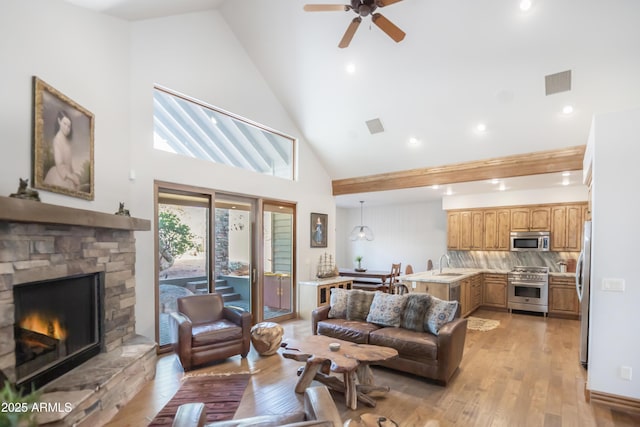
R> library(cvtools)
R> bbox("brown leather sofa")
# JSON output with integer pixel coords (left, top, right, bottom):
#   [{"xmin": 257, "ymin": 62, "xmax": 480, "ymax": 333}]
[
  {"xmin": 312, "ymin": 302, "xmax": 467, "ymax": 385},
  {"xmin": 169, "ymin": 293, "xmax": 251, "ymax": 371},
  {"xmin": 171, "ymin": 385, "xmax": 342, "ymax": 427}
]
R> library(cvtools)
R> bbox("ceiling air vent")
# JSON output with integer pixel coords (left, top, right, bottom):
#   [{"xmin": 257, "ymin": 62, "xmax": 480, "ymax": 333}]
[
  {"xmin": 545, "ymin": 70, "xmax": 572, "ymax": 96},
  {"xmin": 365, "ymin": 118, "xmax": 385, "ymax": 134}
]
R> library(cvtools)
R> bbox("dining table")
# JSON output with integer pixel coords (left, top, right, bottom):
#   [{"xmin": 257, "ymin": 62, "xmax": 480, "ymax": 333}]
[{"xmin": 338, "ymin": 268, "xmax": 390, "ymax": 281}]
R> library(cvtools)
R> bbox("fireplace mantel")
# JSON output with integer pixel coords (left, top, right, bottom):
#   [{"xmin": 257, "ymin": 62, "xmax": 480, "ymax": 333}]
[{"xmin": 0, "ymin": 196, "xmax": 150, "ymax": 231}]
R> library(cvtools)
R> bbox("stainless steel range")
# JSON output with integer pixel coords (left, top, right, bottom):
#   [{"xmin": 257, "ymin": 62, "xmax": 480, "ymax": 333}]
[{"xmin": 508, "ymin": 266, "xmax": 549, "ymax": 316}]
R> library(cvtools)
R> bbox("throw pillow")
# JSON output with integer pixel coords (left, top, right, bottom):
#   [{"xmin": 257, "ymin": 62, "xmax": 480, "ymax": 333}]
[
  {"xmin": 328, "ymin": 288, "xmax": 348, "ymax": 319},
  {"xmin": 366, "ymin": 292, "xmax": 408, "ymax": 327},
  {"xmin": 400, "ymin": 293, "xmax": 432, "ymax": 332},
  {"xmin": 424, "ymin": 296, "xmax": 458, "ymax": 335},
  {"xmin": 346, "ymin": 289, "xmax": 376, "ymax": 321}
]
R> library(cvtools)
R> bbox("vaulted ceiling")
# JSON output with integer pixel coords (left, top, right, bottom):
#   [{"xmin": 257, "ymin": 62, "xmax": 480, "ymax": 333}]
[{"xmin": 65, "ymin": 0, "xmax": 640, "ymax": 206}]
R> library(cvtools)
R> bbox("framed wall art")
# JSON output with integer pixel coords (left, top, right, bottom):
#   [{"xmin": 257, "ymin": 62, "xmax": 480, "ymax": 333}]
[
  {"xmin": 310, "ymin": 212, "xmax": 328, "ymax": 248},
  {"xmin": 32, "ymin": 77, "xmax": 95, "ymax": 200}
]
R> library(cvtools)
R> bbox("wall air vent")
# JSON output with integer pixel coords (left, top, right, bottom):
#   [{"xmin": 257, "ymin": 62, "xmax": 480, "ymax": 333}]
[
  {"xmin": 545, "ymin": 70, "xmax": 572, "ymax": 95},
  {"xmin": 365, "ymin": 118, "xmax": 385, "ymax": 134}
]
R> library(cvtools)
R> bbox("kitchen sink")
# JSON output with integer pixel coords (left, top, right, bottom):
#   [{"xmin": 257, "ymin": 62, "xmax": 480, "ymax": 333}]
[{"xmin": 433, "ymin": 272, "xmax": 465, "ymax": 277}]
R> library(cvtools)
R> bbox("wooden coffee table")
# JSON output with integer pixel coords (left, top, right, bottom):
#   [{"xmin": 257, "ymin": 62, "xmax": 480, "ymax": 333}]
[{"xmin": 282, "ymin": 335, "xmax": 398, "ymax": 410}]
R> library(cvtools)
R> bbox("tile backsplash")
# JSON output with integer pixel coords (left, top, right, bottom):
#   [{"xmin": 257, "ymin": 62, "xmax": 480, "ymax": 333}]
[{"xmin": 448, "ymin": 250, "xmax": 580, "ymax": 272}]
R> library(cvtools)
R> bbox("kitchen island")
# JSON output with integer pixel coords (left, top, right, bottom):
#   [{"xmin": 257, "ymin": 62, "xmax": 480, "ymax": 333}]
[{"xmin": 399, "ymin": 268, "xmax": 509, "ymax": 317}]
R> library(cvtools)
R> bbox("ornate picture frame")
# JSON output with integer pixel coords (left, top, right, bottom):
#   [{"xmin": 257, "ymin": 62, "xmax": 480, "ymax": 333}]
[
  {"xmin": 33, "ymin": 77, "xmax": 94, "ymax": 200},
  {"xmin": 310, "ymin": 212, "xmax": 328, "ymax": 248}
]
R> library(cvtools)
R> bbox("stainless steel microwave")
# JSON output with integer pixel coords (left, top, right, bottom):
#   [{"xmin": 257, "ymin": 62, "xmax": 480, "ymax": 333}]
[{"xmin": 510, "ymin": 231, "xmax": 550, "ymax": 251}]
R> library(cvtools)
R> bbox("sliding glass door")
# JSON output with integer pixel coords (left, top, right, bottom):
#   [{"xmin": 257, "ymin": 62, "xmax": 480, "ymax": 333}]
[{"xmin": 155, "ymin": 183, "xmax": 297, "ymax": 351}]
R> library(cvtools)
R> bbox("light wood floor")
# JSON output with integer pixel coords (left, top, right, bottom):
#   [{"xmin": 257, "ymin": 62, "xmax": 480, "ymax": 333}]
[{"xmin": 107, "ymin": 309, "xmax": 640, "ymax": 426}]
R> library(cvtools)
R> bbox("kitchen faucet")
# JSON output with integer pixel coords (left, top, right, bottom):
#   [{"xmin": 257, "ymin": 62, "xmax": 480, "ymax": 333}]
[{"xmin": 439, "ymin": 253, "xmax": 450, "ymax": 274}]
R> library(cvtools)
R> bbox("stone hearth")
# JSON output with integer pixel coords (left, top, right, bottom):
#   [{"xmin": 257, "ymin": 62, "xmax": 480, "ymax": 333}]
[{"xmin": 0, "ymin": 196, "xmax": 155, "ymax": 426}]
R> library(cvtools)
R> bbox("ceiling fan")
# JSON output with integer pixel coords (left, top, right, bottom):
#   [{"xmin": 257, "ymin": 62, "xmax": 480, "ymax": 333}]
[{"xmin": 304, "ymin": 0, "xmax": 406, "ymax": 48}]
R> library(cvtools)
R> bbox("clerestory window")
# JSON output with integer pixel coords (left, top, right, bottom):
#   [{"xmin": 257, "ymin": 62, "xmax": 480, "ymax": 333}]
[{"xmin": 153, "ymin": 87, "xmax": 295, "ymax": 180}]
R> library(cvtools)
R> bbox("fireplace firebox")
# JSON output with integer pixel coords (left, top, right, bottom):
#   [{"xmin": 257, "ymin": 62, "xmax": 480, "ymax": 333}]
[{"xmin": 13, "ymin": 272, "xmax": 104, "ymax": 390}]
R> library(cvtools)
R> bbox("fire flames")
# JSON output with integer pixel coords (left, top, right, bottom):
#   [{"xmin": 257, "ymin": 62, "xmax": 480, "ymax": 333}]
[{"xmin": 20, "ymin": 313, "xmax": 67, "ymax": 340}]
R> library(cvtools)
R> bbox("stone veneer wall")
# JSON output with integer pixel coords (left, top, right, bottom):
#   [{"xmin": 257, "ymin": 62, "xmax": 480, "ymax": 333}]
[
  {"xmin": 215, "ymin": 209, "xmax": 229, "ymax": 276},
  {"xmin": 0, "ymin": 222, "xmax": 137, "ymax": 383}
]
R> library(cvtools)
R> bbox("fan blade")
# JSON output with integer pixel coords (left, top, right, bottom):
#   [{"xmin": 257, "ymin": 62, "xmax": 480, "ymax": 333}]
[
  {"xmin": 376, "ymin": 0, "xmax": 403, "ymax": 7},
  {"xmin": 371, "ymin": 13, "xmax": 406, "ymax": 43},
  {"xmin": 339, "ymin": 17, "xmax": 361, "ymax": 48},
  {"xmin": 304, "ymin": 4, "xmax": 349, "ymax": 12}
]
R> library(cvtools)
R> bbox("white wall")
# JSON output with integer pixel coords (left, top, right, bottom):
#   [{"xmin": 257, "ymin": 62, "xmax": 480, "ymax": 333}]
[
  {"xmin": 336, "ymin": 201, "xmax": 447, "ymax": 273},
  {"xmin": 1, "ymin": 2, "xmax": 336, "ymax": 342},
  {"xmin": 589, "ymin": 108, "xmax": 640, "ymax": 399},
  {"xmin": 127, "ymin": 10, "xmax": 335, "ymax": 339},
  {"xmin": 443, "ymin": 186, "xmax": 588, "ymax": 210},
  {"xmin": 0, "ymin": 0, "xmax": 131, "ymax": 213}
]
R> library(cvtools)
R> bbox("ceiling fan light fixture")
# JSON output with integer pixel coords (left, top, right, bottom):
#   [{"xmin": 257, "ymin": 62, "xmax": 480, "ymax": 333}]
[{"xmin": 349, "ymin": 201, "xmax": 375, "ymax": 241}]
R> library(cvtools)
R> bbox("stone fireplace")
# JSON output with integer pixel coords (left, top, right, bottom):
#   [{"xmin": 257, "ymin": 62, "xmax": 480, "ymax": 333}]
[{"xmin": 0, "ymin": 196, "xmax": 155, "ymax": 426}]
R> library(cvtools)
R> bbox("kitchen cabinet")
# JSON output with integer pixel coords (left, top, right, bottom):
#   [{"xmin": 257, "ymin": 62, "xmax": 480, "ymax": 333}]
[
  {"xmin": 483, "ymin": 209, "xmax": 510, "ymax": 250},
  {"xmin": 460, "ymin": 278, "xmax": 470, "ymax": 317},
  {"xmin": 298, "ymin": 277, "xmax": 352, "ymax": 320},
  {"xmin": 264, "ymin": 273, "xmax": 292, "ymax": 310},
  {"xmin": 460, "ymin": 211, "xmax": 483, "ymax": 250},
  {"xmin": 406, "ymin": 280, "xmax": 449, "ymax": 301},
  {"xmin": 549, "ymin": 275, "xmax": 579, "ymax": 318},
  {"xmin": 471, "ymin": 274, "xmax": 482, "ymax": 311},
  {"xmin": 551, "ymin": 204, "xmax": 584, "ymax": 251},
  {"xmin": 482, "ymin": 273, "xmax": 507, "ymax": 308},
  {"xmin": 460, "ymin": 274, "xmax": 482, "ymax": 317},
  {"xmin": 511, "ymin": 207, "xmax": 550, "ymax": 231},
  {"xmin": 447, "ymin": 211, "xmax": 461, "ymax": 250},
  {"xmin": 530, "ymin": 207, "xmax": 551, "ymax": 230}
]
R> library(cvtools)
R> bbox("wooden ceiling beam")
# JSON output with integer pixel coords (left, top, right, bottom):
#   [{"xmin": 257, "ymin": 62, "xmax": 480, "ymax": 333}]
[{"xmin": 332, "ymin": 145, "xmax": 586, "ymax": 196}]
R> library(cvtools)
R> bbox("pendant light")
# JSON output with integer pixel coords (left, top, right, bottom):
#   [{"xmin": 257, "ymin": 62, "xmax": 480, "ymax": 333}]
[{"xmin": 349, "ymin": 201, "xmax": 374, "ymax": 241}]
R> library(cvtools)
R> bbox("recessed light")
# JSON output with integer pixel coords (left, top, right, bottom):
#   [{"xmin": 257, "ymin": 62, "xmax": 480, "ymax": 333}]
[
  {"xmin": 476, "ymin": 123, "xmax": 487, "ymax": 133},
  {"xmin": 491, "ymin": 178, "xmax": 500, "ymax": 184},
  {"xmin": 562, "ymin": 105, "xmax": 574, "ymax": 115},
  {"xmin": 499, "ymin": 183, "xmax": 506, "ymax": 191},
  {"xmin": 562, "ymin": 171, "xmax": 571, "ymax": 177},
  {"xmin": 408, "ymin": 137, "xmax": 419, "ymax": 145},
  {"xmin": 431, "ymin": 185, "xmax": 440, "ymax": 190},
  {"xmin": 520, "ymin": 0, "xmax": 532, "ymax": 11},
  {"xmin": 562, "ymin": 178, "xmax": 570, "ymax": 186},
  {"xmin": 445, "ymin": 187, "xmax": 453, "ymax": 196},
  {"xmin": 346, "ymin": 63, "xmax": 356, "ymax": 74}
]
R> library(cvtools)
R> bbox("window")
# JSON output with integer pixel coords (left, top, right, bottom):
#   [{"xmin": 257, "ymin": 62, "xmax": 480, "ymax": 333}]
[{"xmin": 153, "ymin": 87, "xmax": 295, "ymax": 180}]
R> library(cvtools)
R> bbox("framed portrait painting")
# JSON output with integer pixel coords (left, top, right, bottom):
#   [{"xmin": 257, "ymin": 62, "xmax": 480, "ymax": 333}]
[
  {"xmin": 32, "ymin": 77, "xmax": 95, "ymax": 200},
  {"xmin": 310, "ymin": 212, "xmax": 328, "ymax": 248}
]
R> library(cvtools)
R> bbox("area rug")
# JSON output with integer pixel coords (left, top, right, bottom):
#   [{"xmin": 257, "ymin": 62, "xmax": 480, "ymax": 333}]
[
  {"xmin": 466, "ymin": 316, "xmax": 500, "ymax": 331},
  {"xmin": 148, "ymin": 373, "xmax": 250, "ymax": 426}
]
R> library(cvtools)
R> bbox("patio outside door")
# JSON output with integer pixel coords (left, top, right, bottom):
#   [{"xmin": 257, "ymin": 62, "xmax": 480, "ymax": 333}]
[
  {"xmin": 214, "ymin": 195, "xmax": 255, "ymax": 314},
  {"xmin": 263, "ymin": 202, "xmax": 295, "ymax": 321}
]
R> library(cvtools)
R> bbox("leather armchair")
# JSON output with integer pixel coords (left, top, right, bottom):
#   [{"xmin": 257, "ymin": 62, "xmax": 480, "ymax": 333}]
[
  {"xmin": 169, "ymin": 293, "xmax": 251, "ymax": 371},
  {"xmin": 171, "ymin": 385, "xmax": 343, "ymax": 427}
]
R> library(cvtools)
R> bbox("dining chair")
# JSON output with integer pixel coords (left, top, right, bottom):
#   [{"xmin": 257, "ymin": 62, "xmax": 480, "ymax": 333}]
[
  {"xmin": 388, "ymin": 263, "xmax": 402, "ymax": 294},
  {"xmin": 427, "ymin": 259, "xmax": 434, "ymax": 271},
  {"xmin": 405, "ymin": 264, "xmax": 414, "ymax": 275}
]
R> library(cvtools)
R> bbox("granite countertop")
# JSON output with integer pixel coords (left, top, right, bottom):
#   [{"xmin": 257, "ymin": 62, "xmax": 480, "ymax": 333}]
[
  {"xmin": 549, "ymin": 271, "xmax": 577, "ymax": 278},
  {"xmin": 399, "ymin": 268, "xmax": 497, "ymax": 283},
  {"xmin": 399, "ymin": 268, "xmax": 576, "ymax": 283}
]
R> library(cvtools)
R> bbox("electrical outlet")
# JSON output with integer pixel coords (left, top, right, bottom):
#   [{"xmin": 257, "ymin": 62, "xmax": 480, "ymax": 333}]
[
  {"xmin": 620, "ymin": 366, "xmax": 632, "ymax": 381},
  {"xmin": 602, "ymin": 278, "xmax": 625, "ymax": 292}
]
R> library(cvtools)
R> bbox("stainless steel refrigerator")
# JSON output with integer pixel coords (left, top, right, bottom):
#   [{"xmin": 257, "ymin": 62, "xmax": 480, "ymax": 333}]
[{"xmin": 576, "ymin": 220, "xmax": 592, "ymax": 367}]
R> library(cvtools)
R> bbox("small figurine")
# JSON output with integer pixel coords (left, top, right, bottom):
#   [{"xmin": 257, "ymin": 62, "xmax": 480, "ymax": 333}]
[
  {"xmin": 9, "ymin": 178, "xmax": 41, "ymax": 201},
  {"xmin": 115, "ymin": 202, "xmax": 131, "ymax": 216}
]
